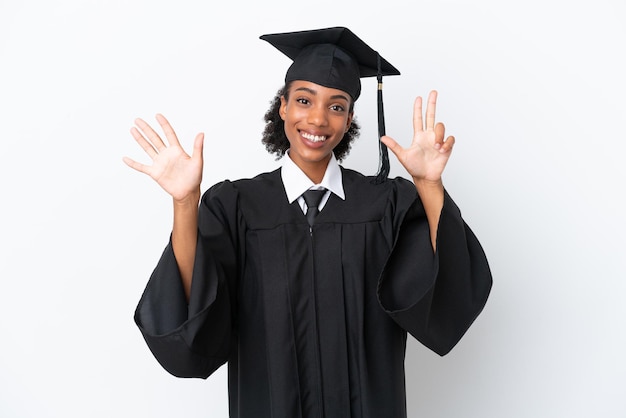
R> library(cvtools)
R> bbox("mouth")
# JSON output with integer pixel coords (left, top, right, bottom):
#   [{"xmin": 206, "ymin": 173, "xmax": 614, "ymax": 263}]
[{"xmin": 301, "ymin": 132, "xmax": 327, "ymax": 143}]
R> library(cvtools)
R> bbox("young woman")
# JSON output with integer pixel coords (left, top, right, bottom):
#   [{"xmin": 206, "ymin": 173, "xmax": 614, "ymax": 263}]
[{"xmin": 124, "ymin": 27, "xmax": 492, "ymax": 418}]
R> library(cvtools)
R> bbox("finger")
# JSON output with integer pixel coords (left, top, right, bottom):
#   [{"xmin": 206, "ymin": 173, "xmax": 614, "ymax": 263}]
[
  {"xmin": 130, "ymin": 126, "xmax": 158, "ymax": 158},
  {"xmin": 440, "ymin": 135, "xmax": 455, "ymax": 153},
  {"xmin": 434, "ymin": 122, "xmax": 445, "ymax": 150},
  {"xmin": 122, "ymin": 156, "xmax": 151, "ymax": 175},
  {"xmin": 413, "ymin": 96, "xmax": 424, "ymax": 133},
  {"xmin": 425, "ymin": 90, "xmax": 438, "ymax": 130},
  {"xmin": 191, "ymin": 132, "xmax": 204, "ymax": 161},
  {"xmin": 134, "ymin": 117, "xmax": 167, "ymax": 151},
  {"xmin": 380, "ymin": 135, "xmax": 403, "ymax": 157},
  {"xmin": 155, "ymin": 113, "xmax": 181, "ymax": 147}
]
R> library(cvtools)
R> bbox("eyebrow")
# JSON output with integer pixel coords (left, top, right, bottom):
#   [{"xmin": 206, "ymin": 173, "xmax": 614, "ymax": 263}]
[{"xmin": 294, "ymin": 86, "xmax": 350, "ymax": 103}]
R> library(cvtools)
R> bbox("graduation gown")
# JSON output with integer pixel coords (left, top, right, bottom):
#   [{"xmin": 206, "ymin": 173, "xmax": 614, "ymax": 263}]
[{"xmin": 134, "ymin": 167, "xmax": 492, "ymax": 418}]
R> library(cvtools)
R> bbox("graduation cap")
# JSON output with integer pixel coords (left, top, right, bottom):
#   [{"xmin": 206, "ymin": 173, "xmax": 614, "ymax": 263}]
[{"xmin": 260, "ymin": 26, "xmax": 400, "ymax": 182}]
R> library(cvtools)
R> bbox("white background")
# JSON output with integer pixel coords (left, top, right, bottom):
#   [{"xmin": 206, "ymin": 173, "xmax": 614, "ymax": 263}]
[{"xmin": 1, "ymin": 0, "xmax": 624, "ymax": 417}]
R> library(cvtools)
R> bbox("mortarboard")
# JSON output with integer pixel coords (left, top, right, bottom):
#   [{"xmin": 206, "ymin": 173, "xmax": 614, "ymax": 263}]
[{"xmin": 260, "ymin": 27, "xmax": 400, "ymax": 182}]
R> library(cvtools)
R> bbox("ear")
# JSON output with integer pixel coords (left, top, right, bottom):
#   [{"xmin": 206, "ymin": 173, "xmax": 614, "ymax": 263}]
[{"xmin": 279, "ymin": 96, "xmax": 287, "ymax": 121}]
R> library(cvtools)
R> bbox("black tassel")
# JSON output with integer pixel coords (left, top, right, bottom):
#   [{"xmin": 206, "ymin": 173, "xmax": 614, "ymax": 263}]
[{"xmin": 374, "ymin": 53, "xmax": 390, "ymax": 184}]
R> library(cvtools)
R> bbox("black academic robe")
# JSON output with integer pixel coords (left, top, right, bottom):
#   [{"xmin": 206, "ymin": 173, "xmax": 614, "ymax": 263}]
[{"xmin": 134, "ymin": 167, "xmax": 492, "ymax": 418}]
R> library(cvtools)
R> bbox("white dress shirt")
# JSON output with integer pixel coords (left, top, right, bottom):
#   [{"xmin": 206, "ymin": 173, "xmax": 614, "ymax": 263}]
[{"xmin": 280, "ymin": 151, "xmax": 346, "ymax": 214}]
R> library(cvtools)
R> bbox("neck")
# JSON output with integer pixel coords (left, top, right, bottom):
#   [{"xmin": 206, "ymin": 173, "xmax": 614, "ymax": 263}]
[
  {"xmin": 291, "ymin": 154, "xmax": 331, "ymax": 184},
  {"xmin": 304, "ymin": 161, "xmax": 328, "ymax": 184}
]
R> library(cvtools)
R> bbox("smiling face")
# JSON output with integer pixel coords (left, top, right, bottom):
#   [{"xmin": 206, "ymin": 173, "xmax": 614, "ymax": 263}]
[{"xmin": 280, "ymin": 80, "xmax": 354, "ymax": 182}]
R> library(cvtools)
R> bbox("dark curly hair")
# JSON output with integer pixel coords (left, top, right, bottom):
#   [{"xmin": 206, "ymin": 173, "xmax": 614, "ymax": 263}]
[{"xmin": 261, "ymin": 81, "xmax": 361, "ymax": 161}]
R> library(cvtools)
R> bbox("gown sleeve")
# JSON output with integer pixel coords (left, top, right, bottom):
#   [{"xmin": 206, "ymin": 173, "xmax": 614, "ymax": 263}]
[
  {"xmin": 378, "ymin": 184, "xmax": 492, "ymax": 356},
  {"xmin": 134, "ymin": 181, "xmax": 241, "ymax": 378}
]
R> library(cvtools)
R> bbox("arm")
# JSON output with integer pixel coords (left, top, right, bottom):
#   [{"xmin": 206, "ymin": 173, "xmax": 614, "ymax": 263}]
[
  {"xmin": 123, "ymin": 113, "xmax": 204, "ymax": 300},
  {"xmin": 378, "ymin": 91, "xmax": 491, "ymax": 355},
  {"xmin": 381, "ymin": 90, "xmax": 454, "ymax": 250},
  {"xmin": 172, "ymin": 190, "xmax": 200, "ymax": 300},
  {"xmin": 378, "ymin": 190, "xmax": 492, "ymax": 355}
]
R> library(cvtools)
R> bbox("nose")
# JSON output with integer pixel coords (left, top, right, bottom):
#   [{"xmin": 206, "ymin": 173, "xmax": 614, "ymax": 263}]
[{"xmin": 307, "ymin": 104, "xmax": 328, "ymax": 127}]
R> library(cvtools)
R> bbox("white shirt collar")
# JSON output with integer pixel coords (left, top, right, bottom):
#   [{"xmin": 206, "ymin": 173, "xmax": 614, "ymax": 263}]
[{"xmin": 281, "ymin": 151, "xmax": 345, "ymax": 204}]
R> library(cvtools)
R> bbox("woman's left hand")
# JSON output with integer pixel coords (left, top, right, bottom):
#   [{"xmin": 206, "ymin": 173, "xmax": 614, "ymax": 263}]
[{"xmin": 381, "ymin": 90, "xmax": 455, "ymax": 184}]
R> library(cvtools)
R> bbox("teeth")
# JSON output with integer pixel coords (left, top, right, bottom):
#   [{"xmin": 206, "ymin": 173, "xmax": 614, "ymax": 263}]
[{"xmin": 302, "ymin": 132, "xmax": 326, "ymax": 142}]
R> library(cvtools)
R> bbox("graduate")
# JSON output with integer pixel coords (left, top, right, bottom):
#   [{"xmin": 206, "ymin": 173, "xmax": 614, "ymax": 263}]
[{"xmin": 124, "ymin": 27, "xmax": 492, "ymax": 418}]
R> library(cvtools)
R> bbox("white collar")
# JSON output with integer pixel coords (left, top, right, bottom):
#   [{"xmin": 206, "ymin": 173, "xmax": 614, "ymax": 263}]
[{"xmin": 281, "ymin": 151, "xmax": 345, "ymax": 204}]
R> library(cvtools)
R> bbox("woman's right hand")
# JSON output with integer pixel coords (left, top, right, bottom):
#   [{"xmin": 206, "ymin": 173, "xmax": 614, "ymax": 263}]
[{"xmin": 123, "ymin": 114, "xmax": 204, "ymax": 202}]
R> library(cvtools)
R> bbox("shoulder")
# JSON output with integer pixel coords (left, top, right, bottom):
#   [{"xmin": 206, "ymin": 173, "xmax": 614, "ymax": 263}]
[
  {"xmin": 201, "ymin": 168, "xmax": 285, "ymax": 212},
  {"xmin": 231, "ymin": 169, "xmax": 284, "ymax": 203},
  {"xmin": 335, "ymin": 167, "xmax": 420, "ymax": 222},
  {"xmin": 203, "ymin": 169, "xmax": 281, "ymax": 196},
  {"xmin": 341, "ymin": 167, "xmax": 417, "ymax": 200},
  {"xmin": 201, "ymin": 168, "xmax": 302, "ymax": 228}
]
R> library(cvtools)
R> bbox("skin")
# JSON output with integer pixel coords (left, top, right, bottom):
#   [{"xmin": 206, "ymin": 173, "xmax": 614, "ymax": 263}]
[
  {"xmin": 279, "ymin": 81, "xmax": 354, "ymax": 184},
  {"xmin": 382, "ymin": 90, "xmax": 455, "ymax": 249},
  {"xmin": 123, "ymin": 84, "xmax": 454, "ymax": 300}
]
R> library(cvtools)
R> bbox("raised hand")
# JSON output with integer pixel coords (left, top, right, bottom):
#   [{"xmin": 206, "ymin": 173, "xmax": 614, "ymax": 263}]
[
  {"xmin": 381, "ymin": 90, "xmax": 455, "ymax": 184},
  {"xmin": 123, "ymin": 114, "xmax": 204, "ymax": 202}
]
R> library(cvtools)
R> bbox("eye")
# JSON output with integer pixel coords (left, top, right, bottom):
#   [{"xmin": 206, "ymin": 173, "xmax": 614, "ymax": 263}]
[
  {"xmin": 296, "ymin": 97, "xmax": 310, "ymax": 105},
  {"xmin": 330, "ymin": 104, "xmax": 345, "ymax": 112}
]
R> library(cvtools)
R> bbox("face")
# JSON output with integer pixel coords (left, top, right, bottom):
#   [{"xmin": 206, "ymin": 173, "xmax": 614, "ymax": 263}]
[{"xmin": 280, "ymin": 80, "xmax": 353, "ymax": 171}]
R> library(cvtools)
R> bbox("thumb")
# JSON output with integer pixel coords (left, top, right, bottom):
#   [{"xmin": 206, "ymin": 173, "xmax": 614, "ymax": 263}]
[
  {"xmin": 380, "ymin": 135, "xmax": 402, "ymax": 157},
  {"xmin": 192, "ymin": 132, "xmax": 204, "ymax": 161}
]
